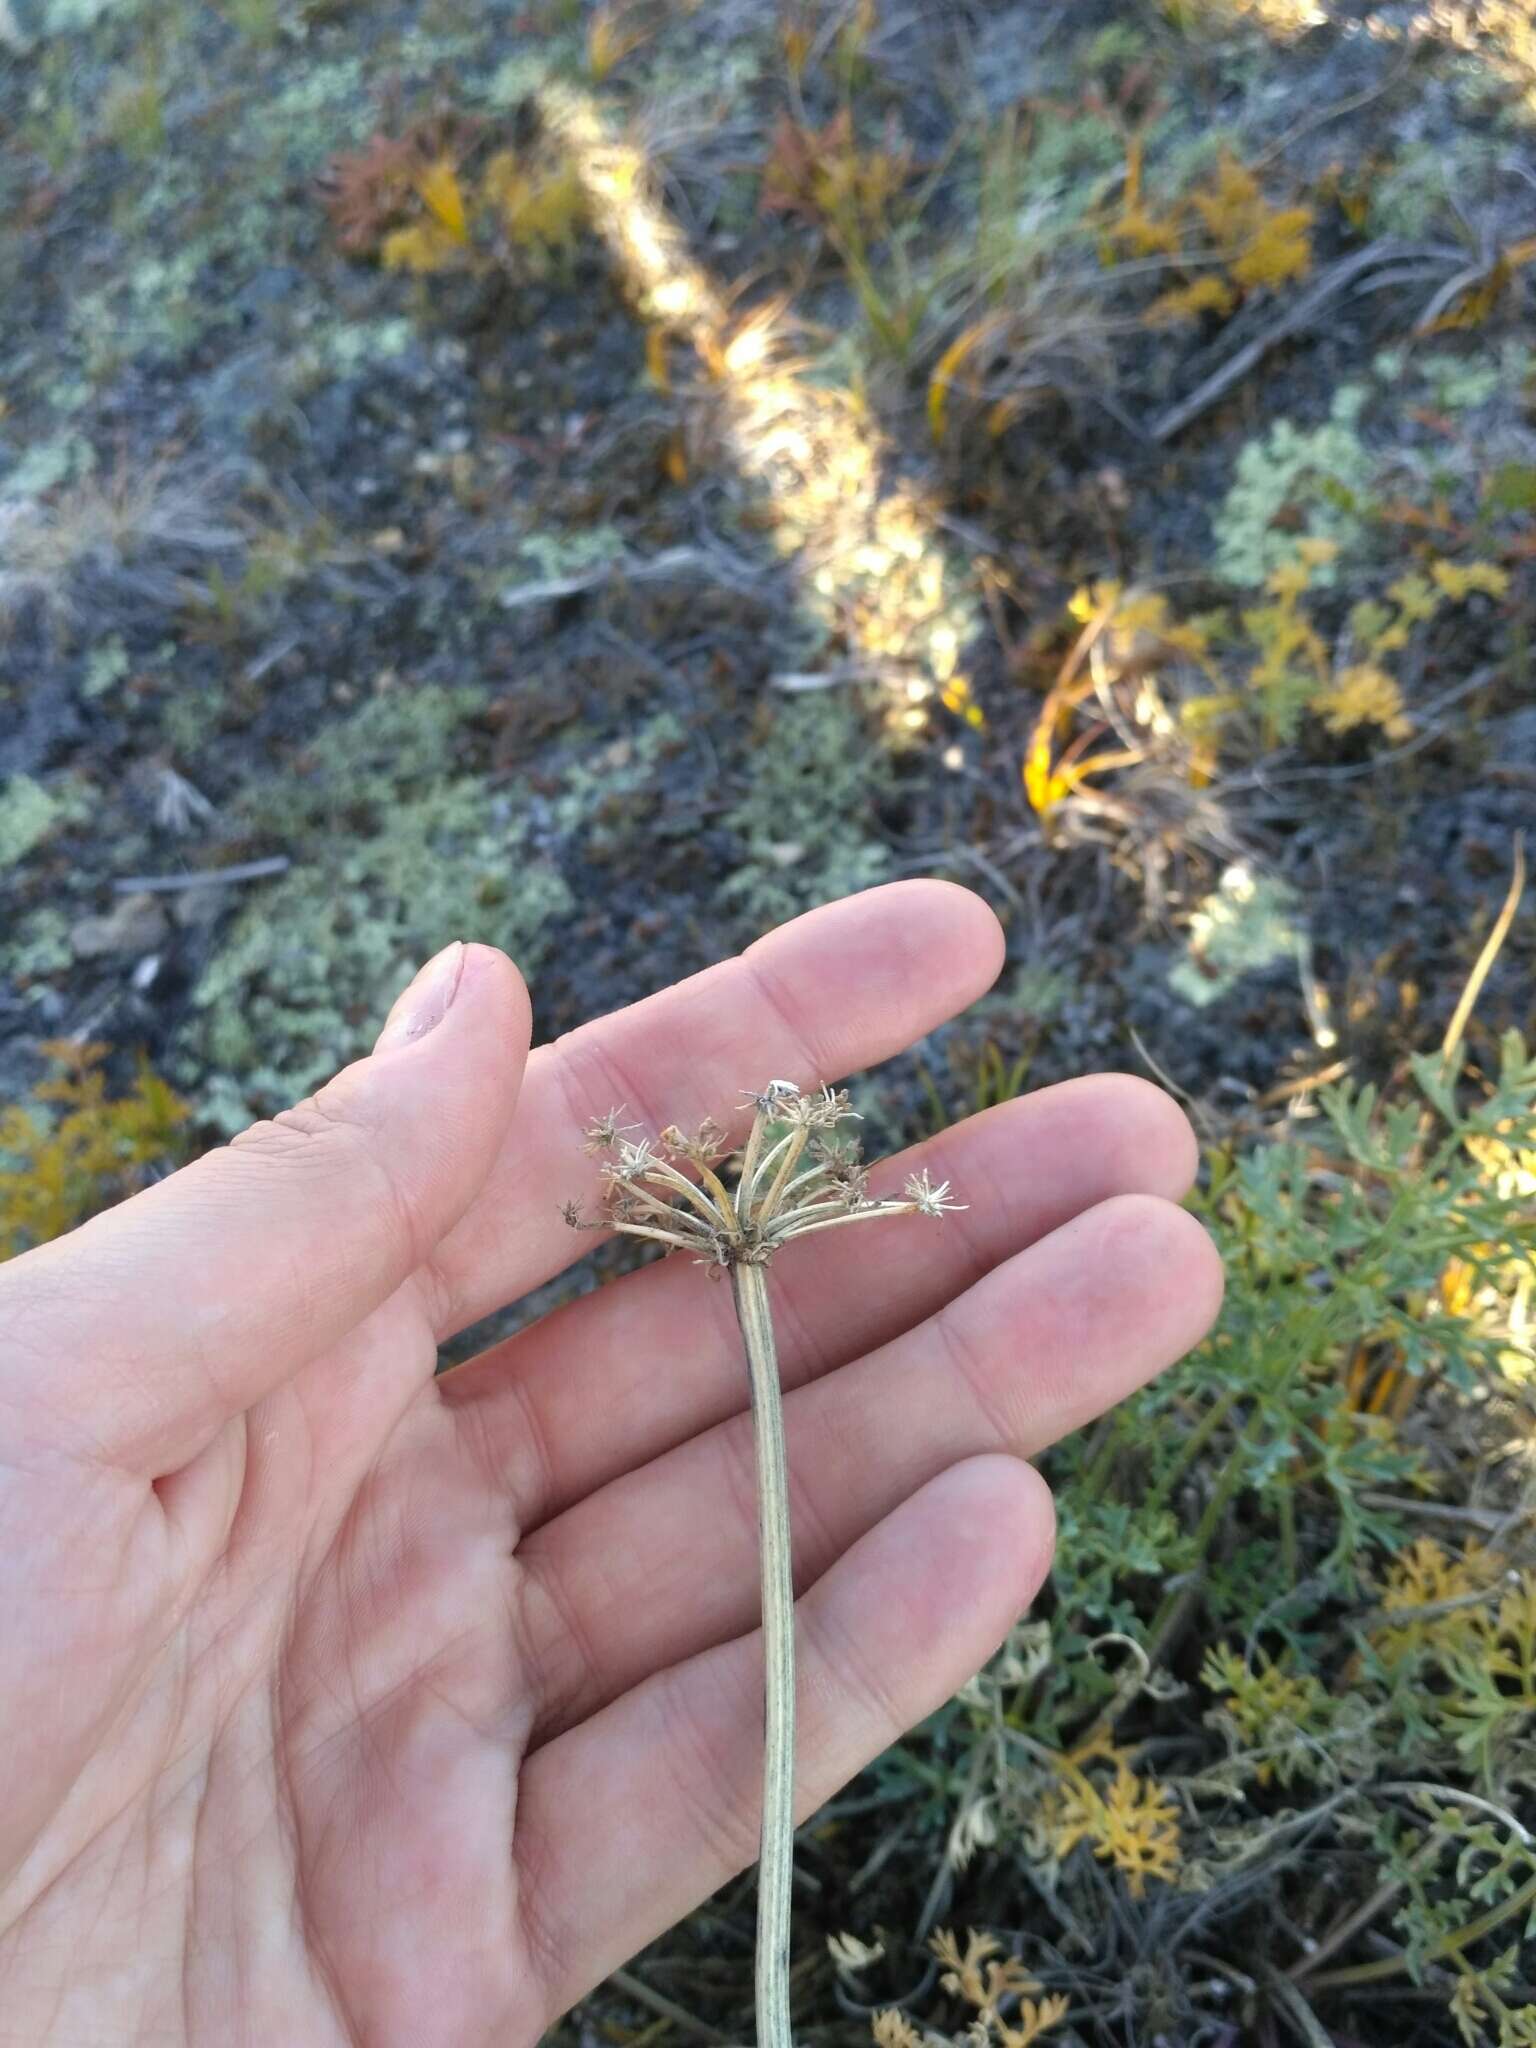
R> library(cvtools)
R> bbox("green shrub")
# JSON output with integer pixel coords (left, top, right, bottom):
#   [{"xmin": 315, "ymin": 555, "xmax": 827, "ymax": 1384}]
[{"xmin": 860, "ymin": 1036, "xmax": 1536, "ymax": 2046}]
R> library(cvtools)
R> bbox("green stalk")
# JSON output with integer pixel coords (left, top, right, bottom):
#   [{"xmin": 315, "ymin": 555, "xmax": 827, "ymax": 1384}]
[
  {"xmin": 732, "ymin": 1259, "xmax": 795, "ymax": 2048},
  {"xmin": 1304, "ymin": 1870, "xmax": 1536, "ymax": 1990},
  {"xmin": 1146, "ymin": 1403, "xmax": 1265, "ymax": 1648}
]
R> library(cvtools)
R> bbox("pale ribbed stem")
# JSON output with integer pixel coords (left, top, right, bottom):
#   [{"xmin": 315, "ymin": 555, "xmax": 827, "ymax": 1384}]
[{"xmin": 731, "ymin": 1259, "xmax": 795, "ymax": 2048}]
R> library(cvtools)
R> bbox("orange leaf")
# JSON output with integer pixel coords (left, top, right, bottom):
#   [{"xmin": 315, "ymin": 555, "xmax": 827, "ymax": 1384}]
[{"xmin": 927, "ymin": 317, "xmax": 1004, "ymax": 442}]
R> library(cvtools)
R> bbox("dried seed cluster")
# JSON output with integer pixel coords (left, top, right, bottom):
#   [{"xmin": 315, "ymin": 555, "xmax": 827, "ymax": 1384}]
[{"xmin": 566, "ymin": 1080, "xmax": 962, "ymax": 1271}]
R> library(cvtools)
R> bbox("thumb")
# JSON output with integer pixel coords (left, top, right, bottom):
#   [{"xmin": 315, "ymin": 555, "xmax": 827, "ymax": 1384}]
[{"xmin": 0, "ymin": 942, "xmax": 530, "ymax": 1476}]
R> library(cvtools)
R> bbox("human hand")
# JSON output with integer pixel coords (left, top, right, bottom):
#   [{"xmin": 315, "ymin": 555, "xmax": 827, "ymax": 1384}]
[{"xmin": 0, "ymin": 882, "xmax": 1222, "ymax": 2046}]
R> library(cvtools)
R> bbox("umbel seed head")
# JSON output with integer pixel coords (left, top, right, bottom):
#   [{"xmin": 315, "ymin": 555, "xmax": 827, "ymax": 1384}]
[{"xmin": 564, "ymin": 1083, "xmax": 963, "ymax": 1272}]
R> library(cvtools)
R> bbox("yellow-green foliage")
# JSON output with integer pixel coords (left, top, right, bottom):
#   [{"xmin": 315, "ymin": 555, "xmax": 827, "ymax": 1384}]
[
  {"xmin": 1035, "ymin": 1740, "xmax": 1183, "ymax": 1896},
  {"xmin": 1027, "ymin": 540, "xmax": 1512, "ymax": 811},
  {"xmin": 326, "ymin": 133, "xmax": 586, "ymax": 276},
  {"xmin": 381, "ymin": 149, "xmax": 583, "ymax": 272},
  {"xmin": 1010, "ymin": 1040, "xmax": 1532, "ymax": 2014},
  {"xmin": 1104, "ymin": 140, "xmax": 1313, "ymax": 324},
  {"xmin": 0, "ymin": 1043, "xmax": 188, "ymax": 1260},
  {"xmin": 852, "ymin": 1037, "xmax": 1536, "ymax": 2043},
  {"xmin": 758, "ymin": 108, "xmax": 912, "ymax": 245},
  {"xmin": 873, "ymin": 1931, "xmax": 1069, "ymax": 2048},
  {"xmin": 1224, "ymin": 542, "xmax": 1510, "ymax": 748}
]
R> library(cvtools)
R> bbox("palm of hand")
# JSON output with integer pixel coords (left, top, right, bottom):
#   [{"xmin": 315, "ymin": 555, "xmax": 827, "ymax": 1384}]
[{"xmin": 0, "ymin": 890, "xmax": 1220, "ymax": 2047}]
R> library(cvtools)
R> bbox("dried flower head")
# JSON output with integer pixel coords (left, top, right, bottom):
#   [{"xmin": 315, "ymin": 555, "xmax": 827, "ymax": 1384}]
[
  {"xmin": 744, "ymin": 1078, "xmax": 803, "ymax": 1116},
  {"xmin": 563, "ymin": 1080, "xmax": 964, "ymax": 1269},
  {"xmin": 903, "ymin": 1169, "xmax": 963, "ymax": 1219},
  {"xmin": 610, "ymin": 1136, "xmax": 658, "ymax": 1180},
  {"xmin": 659, "ymin": 1115, "xmax": 730, "ymax": 1165},
  {"xmin": 583, "ymin": 1104, "xmax": 640, "ymax": 1154}
]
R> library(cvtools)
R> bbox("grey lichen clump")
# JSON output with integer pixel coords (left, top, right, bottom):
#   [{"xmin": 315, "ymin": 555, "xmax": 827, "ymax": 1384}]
[
  {"xmin": 566, "ymin": 1079, "xmax": 962, "ymax": 1271},
  {"xmin": 183, "ymin": 686, "xmax": 573, "ymax": 1129},
  {"xmin": 720, "ymin": 695, "xmax": 894, "ymax": 931}
]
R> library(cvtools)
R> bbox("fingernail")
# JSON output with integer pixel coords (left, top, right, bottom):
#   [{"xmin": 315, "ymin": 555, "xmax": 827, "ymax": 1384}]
[{"xmin": 374, "ymin": 941, "xmax": 466, "ymax": 1052}]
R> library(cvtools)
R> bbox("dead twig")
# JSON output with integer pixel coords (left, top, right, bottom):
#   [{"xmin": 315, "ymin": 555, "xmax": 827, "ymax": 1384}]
[
  {"xmin": 1440, "ymin": 832, "xmax": 1525, "ymax": 1071},
  {"xmin": 498, "ymin": 543, "xmax": 764, "ymax": 610},
  {"xmin": 1151, "ymin": 243, "xmax": 1464, "ymax": 443},
  {"xmin": 608, "ymin": 1968, "xmax": 732, "ymax": 2044},
  {"xmin": 111, "ymin": 856, "xmax": 291, "ymax": 894}
]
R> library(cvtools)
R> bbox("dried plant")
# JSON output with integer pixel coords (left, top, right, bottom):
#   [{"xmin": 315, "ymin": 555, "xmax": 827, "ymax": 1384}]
[{"xmin": 569, "ymin": 1082, "xmax": 963, "ymax": 2047}]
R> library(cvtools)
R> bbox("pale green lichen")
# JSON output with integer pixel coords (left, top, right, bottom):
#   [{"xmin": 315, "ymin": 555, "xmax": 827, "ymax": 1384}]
[
  {"xmin": 1, "ymin": 431, "xmax": 94, "ymax": 503},
  {"xmin": 1411, "ymin": 343, "xmax": 1533, "ymax": 417},
  {"xmin": 264, "ymin": 56, "xmax": 369, "ymax": 157},
  {"xmin": 506, "ymin": 526, "xmax": 628, "ymax": 593},
  {"xmin": 973, "ymin": 960, "xmax": 1074, "ymax": 1025},
  {"xmin": 1168, "ymin": 866, "xmax": 1299, "ymax": 1007},
  {"xmin": 82, "ymin": 635, "xmax": 131, "ymax": 698},
  {"xmin": 480, "ymin": 49, "xmax": 564, "ymax": 108},
  {"xmin": 0, "ymin": 775, "xmax": 73, "ymax": 870},
  {"xmin": 72, "ymin": 247, "xmax": 210, "ymax": 370},
  {"xmin": 1212, "ymin": 387, "xmax": 1372, "ymax": 589},
  {"xmin": 6, "ymin": 907, "xmax": 73, "ymax": 983},
  {"xmin": 280, "ymin": 317, "xmax": 421, "ymax": 407},
  {"xmin": 1365, "ymin": 136, "xmax": 1503, "ymax": 241},
  {"xmin": 721, "ymin": 693, "xmax": 893, "ymax": 932},
  {"xmin": 186, "ymin": 687, "xmax": 573, "ymax": 1126},
  {"xmin": 542, "ymin": 710, "xmax": 689, "ymax": 839}
]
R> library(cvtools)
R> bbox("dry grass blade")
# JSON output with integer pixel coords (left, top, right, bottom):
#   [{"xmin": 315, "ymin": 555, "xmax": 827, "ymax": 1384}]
[{"xmin": 1441, "ymin": 833, "xmax": 1526, "ymax": 1072}]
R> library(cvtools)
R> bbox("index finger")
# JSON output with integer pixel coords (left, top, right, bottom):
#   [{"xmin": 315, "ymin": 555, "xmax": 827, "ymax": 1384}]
[{"xmin": 430, "ymin": 880, "xmax": 1004, "ymax": 1336}]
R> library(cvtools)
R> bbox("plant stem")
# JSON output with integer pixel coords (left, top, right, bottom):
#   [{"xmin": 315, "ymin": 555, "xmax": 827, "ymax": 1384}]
[
  {"xmin": 1144, "ymin": 1385, "xmax": 1240, "ymax": 1514},
  {"xmin": 1147, "ymin": 1403, "xmax": 1265, "ymax": 1647},
  {"xmin": 732, "ymin": 1259, "xmax": 795, "ymax": 2048},
  {"xmin": 1304, "ymin": 1870, "xmax": 1536, "ymax": 1990}
]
